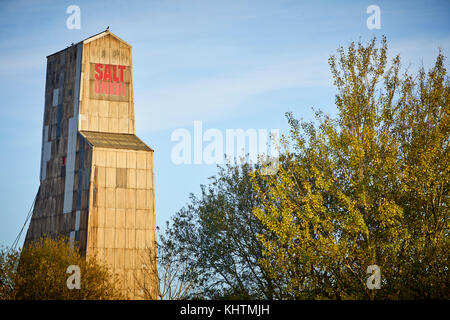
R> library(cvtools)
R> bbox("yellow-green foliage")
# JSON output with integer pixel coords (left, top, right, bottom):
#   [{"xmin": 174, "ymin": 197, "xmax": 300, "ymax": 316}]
[
  {"xmin": 0, "ymin": 236, "xmax": 123, "ymax": 300},
  {"xmin": 251, "ymin": 37, "xmax": 449, "ymax": 299}
]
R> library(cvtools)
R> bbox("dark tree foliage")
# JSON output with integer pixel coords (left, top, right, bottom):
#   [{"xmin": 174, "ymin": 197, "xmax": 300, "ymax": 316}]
[{"xmin": 160, "ymin": 163, "xmax": 287, "ymax": 299}]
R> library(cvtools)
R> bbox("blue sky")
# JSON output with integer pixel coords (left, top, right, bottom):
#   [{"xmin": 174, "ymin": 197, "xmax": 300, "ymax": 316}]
[{"xmin": 0, "ymin": 0, "xmax": 449, "ymax": 247}]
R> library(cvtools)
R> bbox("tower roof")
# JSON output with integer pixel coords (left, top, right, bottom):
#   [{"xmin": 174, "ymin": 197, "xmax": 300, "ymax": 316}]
[
  {"xmin": 47, "ymin": 29, "xmax": 131, "ymax": 58},
  {"xmin": 80, "ymin": 131, "xmax": 153, "ymax": 152}
]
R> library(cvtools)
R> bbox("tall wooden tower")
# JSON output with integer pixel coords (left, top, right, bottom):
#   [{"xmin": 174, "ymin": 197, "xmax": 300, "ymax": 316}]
[{"xmin": 24, "ymin": 30, "xmax": 157, "ymax": 299}]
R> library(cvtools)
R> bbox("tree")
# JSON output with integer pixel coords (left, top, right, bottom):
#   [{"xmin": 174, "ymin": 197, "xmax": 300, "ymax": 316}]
[
  {"xmin": 138, "ymin": 236, "xmax": 194, "ymax": 300},
  {"xmin": 0, "ymin": 236, "xmax": 123, "ymax": 300},
  {"xmin": 161, "ymin": 163, "xmax": 287, "ymax": 299},
  {"xmin": 251, "ymin": 37, "xmax": 449, "ymax": 299},
  {"xmin": 0, "ymin": 248, "xmax": 20, "ymax": 299}
]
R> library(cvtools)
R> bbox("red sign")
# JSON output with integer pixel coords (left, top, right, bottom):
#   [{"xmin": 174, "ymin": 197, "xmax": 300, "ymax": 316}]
[{"xmin": 92, "ymin": 63, "xmax": 128, "ymax": 98}]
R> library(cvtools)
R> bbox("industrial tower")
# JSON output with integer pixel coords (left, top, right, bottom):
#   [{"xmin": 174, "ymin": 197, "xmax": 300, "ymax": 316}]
[{"xmin": 24, "ymin": 30, "xmax": 157, "ymax": 299}]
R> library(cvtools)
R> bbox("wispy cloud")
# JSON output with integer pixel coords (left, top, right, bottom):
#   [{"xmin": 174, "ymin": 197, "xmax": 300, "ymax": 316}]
[
  {"xmin": 135, "ymin": 53, "xmax": 332, "ymax": 132},
  {"xmin": 134, "ymin": 33, "xmax": 450, "ymax": 133},
  {"xmin": 389, "ymin": 35, "xmax": 450, "ymax": 69}
]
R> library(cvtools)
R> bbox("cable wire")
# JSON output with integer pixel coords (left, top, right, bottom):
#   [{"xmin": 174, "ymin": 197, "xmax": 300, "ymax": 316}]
[{"xmin": 9, "ymin": 187, "xmax": 40, "ymax": 252}]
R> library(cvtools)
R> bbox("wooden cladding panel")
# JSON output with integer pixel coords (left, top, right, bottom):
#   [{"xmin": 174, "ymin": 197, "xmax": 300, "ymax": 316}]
[
  {"xmin": 80, "ymin": 33, "xmax": 134, "ymax": 134},
  {"xmin": 86, "ymin": 147, "xmax": 155, "ymax": 299}
]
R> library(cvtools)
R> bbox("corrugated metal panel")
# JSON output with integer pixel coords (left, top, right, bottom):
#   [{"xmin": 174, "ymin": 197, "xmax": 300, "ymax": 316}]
[
  {"xmin": 63, "ymin": 43, "xmax": 82, "ymax": 214},
  {"xmin": 56, "ymin": 103, "xmax": 63, "ymax": 138},
  {"xmin": 40, "ymin": 125, "xmax": 52, "ymax": 181},
  {"xmin": 75, "ymin": 210, "xmax": 80, "ymax": 230},
  {"xmin": 76, "ymin": 139, "xmax": 84, "ymax": 211},
  {"xmin": 63, "ymin": 117, "xmax": 77, "ymax": 214},
  {"xmin": 80, "ymin": 131, "xmax": 153, "ymax": 151},
  {"xmin": 52, "ymin": 88, "xmax": 59, "ymax": 107},
  {"xmin": 83, "ymin": 167, "xmax": 91, "ymax": 190}
]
